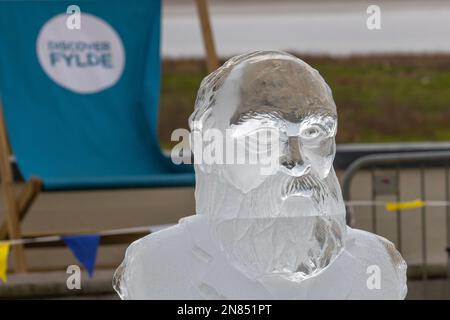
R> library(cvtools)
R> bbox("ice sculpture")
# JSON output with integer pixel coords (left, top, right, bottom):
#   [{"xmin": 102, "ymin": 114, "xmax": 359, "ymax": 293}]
[{"xmin": 114, "ymin": 51, "xmax": 407, "ymax": 299}]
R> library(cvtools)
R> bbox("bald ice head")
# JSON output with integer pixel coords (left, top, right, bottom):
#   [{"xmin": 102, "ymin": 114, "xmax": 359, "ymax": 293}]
[{"xmin": 190, "ymin": 51, "xmax": 336, "ymax": 132}]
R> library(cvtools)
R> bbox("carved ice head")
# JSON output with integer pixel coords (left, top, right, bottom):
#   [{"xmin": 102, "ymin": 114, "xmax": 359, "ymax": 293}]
[{"xmin": 189, "ymin": 51, "xmax": 346, "ymax": 281}]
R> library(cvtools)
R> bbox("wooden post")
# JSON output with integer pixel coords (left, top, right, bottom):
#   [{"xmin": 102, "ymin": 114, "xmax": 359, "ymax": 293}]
[
  {"xmin": 0, "ymin": 100, "xmax": 27, "ymax": 273},
  {"xmin": 195, "ymin": 0, "xmax": 219, "ymax": 73}
]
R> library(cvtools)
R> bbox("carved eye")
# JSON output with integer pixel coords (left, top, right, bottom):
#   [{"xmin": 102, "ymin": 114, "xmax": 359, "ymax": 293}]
[{"xmin": 300, "ymin": 125, "xmax": 322, "ymax": 140}]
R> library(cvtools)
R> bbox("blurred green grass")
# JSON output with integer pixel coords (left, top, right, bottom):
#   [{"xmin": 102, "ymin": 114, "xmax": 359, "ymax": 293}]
[{"xmin": 158, "ymin": 54, "xmax": 450, "ymax": 148}]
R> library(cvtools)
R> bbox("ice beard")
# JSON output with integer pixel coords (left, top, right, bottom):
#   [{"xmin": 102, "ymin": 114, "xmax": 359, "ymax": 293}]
[{"xmin": 196, "ymin": 167, "xmax": 347, "ymax": 283}]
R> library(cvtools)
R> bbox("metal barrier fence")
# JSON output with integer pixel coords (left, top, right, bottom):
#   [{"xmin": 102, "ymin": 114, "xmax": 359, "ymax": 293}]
[{"xmin": 342, "ymin": 151, "xmax": 450, "ymax": 289}]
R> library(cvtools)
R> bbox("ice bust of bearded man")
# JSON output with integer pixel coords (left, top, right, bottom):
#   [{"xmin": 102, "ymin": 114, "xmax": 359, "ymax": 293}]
[{"xmin": 113, "ymin": 51, "xmax": 407, "ymax": 300}]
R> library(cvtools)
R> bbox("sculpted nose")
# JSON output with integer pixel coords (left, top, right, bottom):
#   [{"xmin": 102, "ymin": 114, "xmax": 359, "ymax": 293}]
[{"xmin": 280, "ymin": 136, "xmax": 311, "ymax": 177}]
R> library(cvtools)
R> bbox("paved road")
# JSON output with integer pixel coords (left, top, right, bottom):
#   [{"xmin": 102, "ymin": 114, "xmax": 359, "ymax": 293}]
[{"xmin": 162, "ymin": 0, "xmax": 450, "ymax": 57}]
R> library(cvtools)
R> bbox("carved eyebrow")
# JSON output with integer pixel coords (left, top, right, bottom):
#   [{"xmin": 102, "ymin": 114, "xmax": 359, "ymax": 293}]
[
  {"xmin": 230, "ymin": 115, "xmax": 284, "ymax": 137},
  {"xmin": 300, "ymin": 109, "xmax": 336, "ymax": 120},
  {"xmin": 233, "ymin": 110, "xmax": 284, "ymax": 125}
]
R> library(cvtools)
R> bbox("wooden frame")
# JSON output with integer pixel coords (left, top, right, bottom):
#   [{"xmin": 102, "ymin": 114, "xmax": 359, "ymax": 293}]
[
  {"xmin": 0, "ymin": 0, "xmax": 218, "ymax": 273},
  {"xmin": 0, "ymin": 101, "xmax": 42, "ymax": 273},
  {"xmin": 196, "ymin": 0, "xmax": 219, "ymax": 72}
]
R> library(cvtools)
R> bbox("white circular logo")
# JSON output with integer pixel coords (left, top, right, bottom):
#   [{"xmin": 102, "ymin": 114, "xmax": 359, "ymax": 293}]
[{"xmin": 37, "ymin": 13, "xmax": 125, "ymax": 94}]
